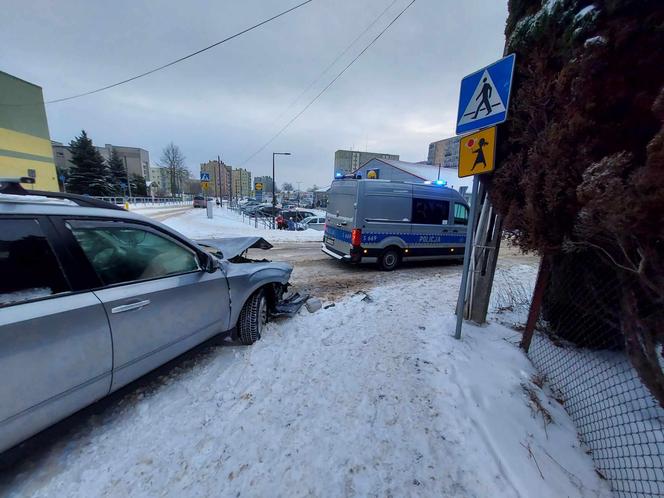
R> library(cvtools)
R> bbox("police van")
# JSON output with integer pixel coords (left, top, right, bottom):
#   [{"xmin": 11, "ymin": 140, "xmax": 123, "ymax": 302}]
[{"xmin": 321, "ymin": 178, "xmax": 469, "ymax": 270}]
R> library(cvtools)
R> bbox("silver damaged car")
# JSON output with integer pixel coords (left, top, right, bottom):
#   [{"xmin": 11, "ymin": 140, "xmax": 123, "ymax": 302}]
[{"xmin": 0, "ymin": 178, "xmax": 294, "ymax": 454}]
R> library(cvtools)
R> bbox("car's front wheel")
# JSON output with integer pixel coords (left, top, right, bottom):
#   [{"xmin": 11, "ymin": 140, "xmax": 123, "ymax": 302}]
[{"xmin": 238, "ymin": 290, "xmax": 268, "ymax": 345}]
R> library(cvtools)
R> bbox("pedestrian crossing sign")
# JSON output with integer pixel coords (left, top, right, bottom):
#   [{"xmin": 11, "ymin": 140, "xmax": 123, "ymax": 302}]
[
  {"xmin": 458, "ymin": 126, "xmax": 496, "ymax": 178},
  {"xmin": 456, "ymin": 54, "xmax": 515, "ymax": 134}
]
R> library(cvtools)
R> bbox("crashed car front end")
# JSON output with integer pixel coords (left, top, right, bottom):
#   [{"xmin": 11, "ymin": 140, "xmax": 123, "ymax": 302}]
[{"xmin": 195, "ymin": 237, "xmax": 305, "ymax": 328}]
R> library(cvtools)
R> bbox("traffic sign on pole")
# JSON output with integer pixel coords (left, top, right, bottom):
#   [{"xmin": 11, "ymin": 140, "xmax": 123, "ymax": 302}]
[
  {"xmin": 200, "ymin": 172, "xmax": 210, "ymax": 182},
  {"xmin": 201, "ymin": 181, "xmax": 209, "ymax": 190},
  {"xmin": 456, "ymin": 54, "xmax": 515, "ymax": 135},
  {"xmin": 458, "ymin": 126, "xmax": 497, "ymax": 177}
]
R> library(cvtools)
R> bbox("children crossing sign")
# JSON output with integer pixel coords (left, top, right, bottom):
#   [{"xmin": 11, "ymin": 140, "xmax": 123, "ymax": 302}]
[
  {"xmin": 456, "ymin": 54, "xmax": 515, "ymax": 134},
  {"xmin": 458, "ymin": 126, "xmax": 496, "ymax": 177}
]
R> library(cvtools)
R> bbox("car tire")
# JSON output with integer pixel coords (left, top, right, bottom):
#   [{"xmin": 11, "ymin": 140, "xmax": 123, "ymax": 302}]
[
  {"xmin": 238, "ymin": 290, "xmax": 268, "ymax": 345},
  {"xmin": 378, "ymin": 248, "xmax": 400, "ymax": 271}
]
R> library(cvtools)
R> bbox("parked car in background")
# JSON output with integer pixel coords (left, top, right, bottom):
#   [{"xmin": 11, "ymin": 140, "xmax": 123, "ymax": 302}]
[
  {"xmin": 256, "ymin": 206, "xmax": 280, "ymax": 218},
  {"xmin": 193, "ymin": 195, "xmax": 206, "ymax": 208},
  {"xmin": 0, "ymin": 178, "xmax": 294, "ymax": 454},
  {"xmin": 240, "ymin": 200, "xmax": 261, "ymax": 212},
  {"xmin": 276, "ymin": 210, "xmax": 316, "ymax": 229},
  {"xmin": 300, "ymin": 216, "xmax": 325, "ymax": 231}
]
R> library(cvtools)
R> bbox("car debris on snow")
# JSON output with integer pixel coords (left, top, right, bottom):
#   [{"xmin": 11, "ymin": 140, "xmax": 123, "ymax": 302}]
[
  {"xmin": 305, "ymin": 298, "xmax": 323, "ymax": 313},
  {"xmin": 272, "ymin": 292, "xmax": 309, "ymax": 317}
]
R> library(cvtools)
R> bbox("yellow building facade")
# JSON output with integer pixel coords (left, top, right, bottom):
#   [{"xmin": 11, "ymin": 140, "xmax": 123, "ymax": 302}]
[{"xmin": 0, "ymin": 71, "xmax": 59, "ymax": 191}]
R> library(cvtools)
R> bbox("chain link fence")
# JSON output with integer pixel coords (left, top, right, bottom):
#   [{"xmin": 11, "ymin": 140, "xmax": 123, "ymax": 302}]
[{"xmin": 523, "ymin": 260, "xmax": 664, "ymax": 497}]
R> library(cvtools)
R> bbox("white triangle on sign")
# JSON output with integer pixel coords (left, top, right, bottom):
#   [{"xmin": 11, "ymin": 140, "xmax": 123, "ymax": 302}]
[{"xmin": 458, "ymin": 69, "xmax": 506, "ymax": 126}]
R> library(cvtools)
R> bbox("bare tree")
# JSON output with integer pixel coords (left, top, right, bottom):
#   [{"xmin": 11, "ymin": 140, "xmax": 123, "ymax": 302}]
[{"xmin": 160, "ymin": 142, "xmax": 188, "ymax": 195}]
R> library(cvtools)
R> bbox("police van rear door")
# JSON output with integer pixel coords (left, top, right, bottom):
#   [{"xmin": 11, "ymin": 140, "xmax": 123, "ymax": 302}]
[
  {"xmin": 361, "ymin": 181, "xmax": 413, "ymax": 248},
  {"xmin": 324, "ymin": 180, "xmax": 357, "ymax": 255}
]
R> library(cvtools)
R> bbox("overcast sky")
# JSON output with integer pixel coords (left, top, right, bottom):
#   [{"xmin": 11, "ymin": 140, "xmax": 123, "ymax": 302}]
[{"xmin": 2, "ymin": 0, "xmax": 507, "ymax": 187}]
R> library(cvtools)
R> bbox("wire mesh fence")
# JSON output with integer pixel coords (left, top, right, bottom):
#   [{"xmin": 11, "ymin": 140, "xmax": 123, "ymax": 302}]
[{"xmin": 524, "ymin": 262, "xmax": 664, "ymax": 497}]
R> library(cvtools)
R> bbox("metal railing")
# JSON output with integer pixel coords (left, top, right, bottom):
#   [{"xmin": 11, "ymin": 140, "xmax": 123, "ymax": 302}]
[
  {"xmin": 93, "ymin": 196, "xmax": 193, "ymax": 207},
  {"xmin": 226, "ymin": 204, "xmax": 276, "ymax": 230}
]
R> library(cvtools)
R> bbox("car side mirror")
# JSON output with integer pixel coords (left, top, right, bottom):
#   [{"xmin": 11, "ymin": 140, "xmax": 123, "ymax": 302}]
[{"xmin": 202, "ymin": 252, "xmax": 220, "ymax": 273}]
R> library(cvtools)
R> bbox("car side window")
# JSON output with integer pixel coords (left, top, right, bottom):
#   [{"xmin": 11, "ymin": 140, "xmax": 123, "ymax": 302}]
[
  {"xmin": 454, "ymin": 203, "xmax": 469, "ymax": 225},
  {"xmin": 411, "ymin": 198, "xmax": 450, "ymax": 225},
  {"xmin": 0, "ymin": 218, "xmax": 70, "ymax": 307},
  {"xmin": 68, "ymin": 223, "xmax": 200, "ymax": 286}
]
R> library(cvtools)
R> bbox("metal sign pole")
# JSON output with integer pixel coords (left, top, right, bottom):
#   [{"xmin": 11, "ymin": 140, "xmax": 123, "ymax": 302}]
[{"xmin": 454, "ymin": 175, "xmax": 480, "ymax": 339}]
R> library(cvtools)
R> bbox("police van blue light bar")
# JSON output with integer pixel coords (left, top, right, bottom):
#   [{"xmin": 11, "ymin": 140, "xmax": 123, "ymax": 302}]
[
  {"xmin": 334, "ymin": 173, "xmax": 362, "ymax": 180},
  {"xmin": 424, "ymin": 179, "xmax": 448, "ymax": 186}
]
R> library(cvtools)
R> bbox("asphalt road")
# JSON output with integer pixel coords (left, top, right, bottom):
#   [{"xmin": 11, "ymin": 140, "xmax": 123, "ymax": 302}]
[{"xmin": 249, "ymin": 240, "xmax": 539, "ymax": 304}]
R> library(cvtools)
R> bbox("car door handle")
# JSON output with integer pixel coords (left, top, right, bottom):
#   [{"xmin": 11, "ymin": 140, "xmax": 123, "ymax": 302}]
[{"xmin": 111, "ymin": 300, "xmax": 151, "ymax": 314}]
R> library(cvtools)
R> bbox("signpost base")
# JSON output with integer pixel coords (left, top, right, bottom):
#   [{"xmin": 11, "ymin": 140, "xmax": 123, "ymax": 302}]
[{"xmin": 454, "ymin": 175, "xmax": 480, "ymax": 339}]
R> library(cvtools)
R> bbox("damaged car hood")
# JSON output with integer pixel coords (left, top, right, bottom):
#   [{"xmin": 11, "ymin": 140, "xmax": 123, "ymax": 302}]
[{"xmin": 195, "ymin": 237, "xmax": 273, "ymax": 260}]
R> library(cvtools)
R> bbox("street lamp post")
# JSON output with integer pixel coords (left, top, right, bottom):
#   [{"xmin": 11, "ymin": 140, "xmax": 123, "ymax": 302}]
[
  {"xmin": 123, "ymin": 156, "xmax": 132, "ymax": 198},
  {"xmin": 272, "ymin": 152, "xmax": 291, "ymax": 228}
]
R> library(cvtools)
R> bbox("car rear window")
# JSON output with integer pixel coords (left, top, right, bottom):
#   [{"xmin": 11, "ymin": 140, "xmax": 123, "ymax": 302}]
[{"xmin": 0, "ymin": 219, "xmax": 70, "ymax": 307}]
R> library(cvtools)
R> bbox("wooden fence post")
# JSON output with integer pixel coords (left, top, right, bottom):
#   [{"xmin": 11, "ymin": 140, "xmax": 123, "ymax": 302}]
[{"xmin": 520, "ymin": 255, "xmax": 552, "ymax": 352}]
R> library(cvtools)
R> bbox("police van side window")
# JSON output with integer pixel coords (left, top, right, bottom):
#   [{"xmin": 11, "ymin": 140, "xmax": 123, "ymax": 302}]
[
  {"xmin": 411, "ymin": 198, "xmax": 450, "ymax": 224},
  {"xmin": 454, "ymin": 203, "xmax": 469, "ymax": 225}
]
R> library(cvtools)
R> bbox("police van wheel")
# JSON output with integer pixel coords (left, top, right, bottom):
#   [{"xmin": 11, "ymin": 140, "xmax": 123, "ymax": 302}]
[{"xmin": 378, "ymin": 248, "xmax": 400, "ymax": 271}]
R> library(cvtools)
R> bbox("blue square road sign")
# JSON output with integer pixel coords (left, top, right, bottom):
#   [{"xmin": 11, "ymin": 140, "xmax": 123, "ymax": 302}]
[{"xmin": 456, "ymin": 53, "xmax": 515, "ymax": 135}]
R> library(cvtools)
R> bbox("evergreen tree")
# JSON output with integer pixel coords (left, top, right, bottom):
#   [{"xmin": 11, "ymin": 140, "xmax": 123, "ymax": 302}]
[
  {"xmin": 107, "ymin": 148, "xmax": 128, "ymax": 195},
  {"xmin": 66, "ymin": 130, "xmax": 113, "ymax": 196},
  {"xmin": 130, "ymin": 173, "xmax": 148, "ymax": 196}
]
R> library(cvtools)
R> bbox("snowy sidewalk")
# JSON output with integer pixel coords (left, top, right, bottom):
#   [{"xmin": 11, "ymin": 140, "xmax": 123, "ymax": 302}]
[{"xmin": 1, "ymin": 272, "xmax": 609, "ymax": 498}]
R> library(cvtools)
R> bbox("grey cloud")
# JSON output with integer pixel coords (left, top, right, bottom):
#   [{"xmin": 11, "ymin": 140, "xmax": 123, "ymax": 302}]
[{"xmin": 2, "ymin": 0, "xmax": 507, "ymax": 186}]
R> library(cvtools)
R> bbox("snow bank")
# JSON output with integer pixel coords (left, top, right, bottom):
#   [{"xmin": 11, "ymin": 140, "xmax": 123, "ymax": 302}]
[
  {"xmin": 1, "ymin": 273, "xmax": 610, "ymax": 498},
  {"xmin": 162, "ymin": 208, "xmax": 324, "ymax": 243}
]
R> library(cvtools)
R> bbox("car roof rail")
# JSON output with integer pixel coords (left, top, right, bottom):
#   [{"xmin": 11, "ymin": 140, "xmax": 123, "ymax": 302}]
[{"xmin": 0, "ymin": 177, "xmax": 125, "ymax": 211}]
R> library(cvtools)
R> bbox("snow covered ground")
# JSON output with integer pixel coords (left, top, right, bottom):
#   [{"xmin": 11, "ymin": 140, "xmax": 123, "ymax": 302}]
[
  {"xmin": 160, "ymin": 207, "xmax": 324, "ymax": 243},
  {"xmin": 1, "ymin": 269, "xmax": 610, "ymax": 498}
]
